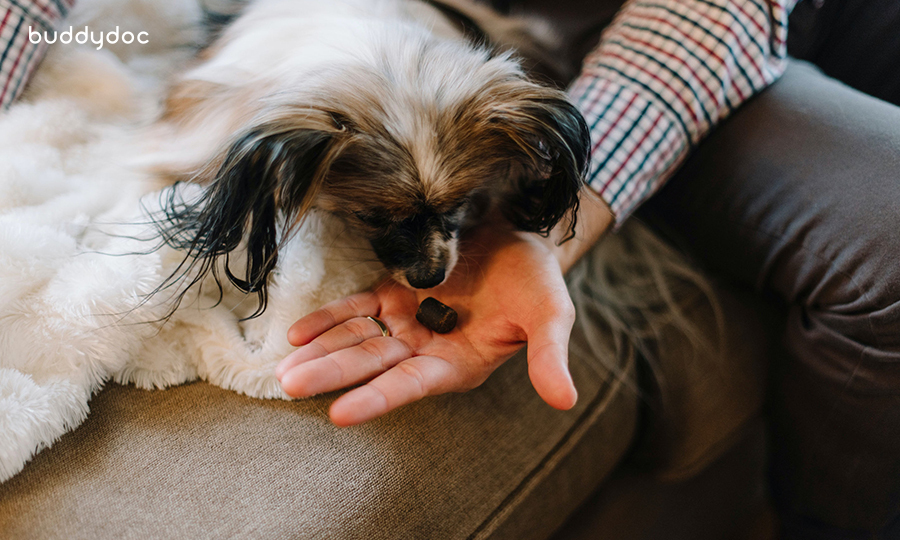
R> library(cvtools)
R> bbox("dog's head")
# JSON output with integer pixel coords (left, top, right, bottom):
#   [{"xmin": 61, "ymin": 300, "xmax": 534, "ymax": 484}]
[{"xmin": 155, "ymin": 40, "xmax": 589, "ymax": 315}]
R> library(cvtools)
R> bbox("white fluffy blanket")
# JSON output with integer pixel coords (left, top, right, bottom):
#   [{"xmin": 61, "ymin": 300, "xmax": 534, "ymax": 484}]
[{"xmin": 0, "ymin": 0, "xmax": 381, "ymax": 482}]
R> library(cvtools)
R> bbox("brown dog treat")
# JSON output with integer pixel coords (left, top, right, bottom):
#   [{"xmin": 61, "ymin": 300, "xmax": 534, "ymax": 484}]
[{"xmin": 416, "ymin": 297, "xmax": 458, "ymax": 334}]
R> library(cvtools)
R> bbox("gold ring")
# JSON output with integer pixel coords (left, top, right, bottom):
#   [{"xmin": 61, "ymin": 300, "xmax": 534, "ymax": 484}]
[{"xmin": 366, "ymin": 316, "xmax": 391, "ymax": 338}]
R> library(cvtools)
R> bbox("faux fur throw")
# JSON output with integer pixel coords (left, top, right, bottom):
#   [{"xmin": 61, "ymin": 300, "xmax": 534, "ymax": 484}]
[{"xmin": 0, "ymin": 0, "xmax": 381, "ymax": 482}]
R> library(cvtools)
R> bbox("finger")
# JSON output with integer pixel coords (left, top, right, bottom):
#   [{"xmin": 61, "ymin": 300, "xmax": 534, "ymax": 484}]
[
  {"xmin": 526, "ymin": 318, "xmax": 578, "ymax": 411},
  {"xmin": 280, "ymin": 337, "xmax": 413, "ymax": 398},
  {"xmin": 276, "ymin": 341, "xmax": 329, "ymax": 381},
  {"xmin": 277, "ymin": 316, "xmax": 388, "ymax": 380},
  {"xmin": 329, "ymin": 356, "xmax": 459, "ymax": 426},
  {"xmin": 287, "ymin": 292, "xmax": 381, "ymax": 346}
]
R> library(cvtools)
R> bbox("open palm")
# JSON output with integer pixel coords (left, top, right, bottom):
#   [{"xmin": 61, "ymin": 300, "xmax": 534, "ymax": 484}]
[{"xmin": 275, "ymin": 222, "xmax": 578, "ymax": 426}]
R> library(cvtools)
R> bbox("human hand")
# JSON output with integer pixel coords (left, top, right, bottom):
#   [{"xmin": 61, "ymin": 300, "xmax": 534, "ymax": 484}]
[{"xmin": 275, "ymin": 221, "xmax": 580, "ymax": 426}]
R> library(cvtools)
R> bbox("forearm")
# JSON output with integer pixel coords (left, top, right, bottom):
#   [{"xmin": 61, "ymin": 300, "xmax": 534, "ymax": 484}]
[{"xmin": 569, "ymin": 0, "xmax": 798, "ymax": 224}]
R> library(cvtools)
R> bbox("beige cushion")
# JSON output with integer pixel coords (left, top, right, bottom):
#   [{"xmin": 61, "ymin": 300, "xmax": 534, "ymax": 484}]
[{"xmin": 0, "ymin": 369, "xmax": 634, "ymax": 540}]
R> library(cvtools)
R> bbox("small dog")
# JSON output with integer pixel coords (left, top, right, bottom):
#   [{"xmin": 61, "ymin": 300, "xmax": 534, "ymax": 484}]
[{"xmin": 148, "ymin": 0, "xmax": 590, "ymax": 316}]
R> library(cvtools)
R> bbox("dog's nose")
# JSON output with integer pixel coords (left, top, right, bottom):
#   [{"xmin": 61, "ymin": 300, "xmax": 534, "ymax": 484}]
[{"xmin": 406, "ymin": 267, "xmax": 445, "ymax": 289}]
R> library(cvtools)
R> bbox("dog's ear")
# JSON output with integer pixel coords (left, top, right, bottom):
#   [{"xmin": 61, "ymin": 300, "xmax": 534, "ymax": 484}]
[
  {"xmin": 154, "ymin": 125, "xmax": 344, "ymax": 317},
  {"xmin": 492, "ymin": 92, "xmax": 590, "ymax": 241}
]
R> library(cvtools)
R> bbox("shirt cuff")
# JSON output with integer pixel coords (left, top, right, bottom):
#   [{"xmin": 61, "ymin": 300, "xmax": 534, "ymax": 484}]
[{"xmin": 568, "ymin": 74, "xmax": 690, "ymax": 224}]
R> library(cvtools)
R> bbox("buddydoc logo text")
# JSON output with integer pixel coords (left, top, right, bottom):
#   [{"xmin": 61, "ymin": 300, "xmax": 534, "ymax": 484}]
[{"xmin": 30, "ymin": 26, "xmax": 149, "ymax": 51}]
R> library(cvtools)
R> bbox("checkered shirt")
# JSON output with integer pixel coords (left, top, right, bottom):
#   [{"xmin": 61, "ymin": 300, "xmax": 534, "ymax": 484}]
[
  {"xmin": 0, "ymin": 0, "xmax": 74, "ymax": 110},
  {"xmin": 569, "ymin": 0, "xmax": 799, "ymax": 224}
]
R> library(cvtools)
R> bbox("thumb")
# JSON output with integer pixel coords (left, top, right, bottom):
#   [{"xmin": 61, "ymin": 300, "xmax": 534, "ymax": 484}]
[{"xmin": 526, "ymin": 319, "xmax": 578, "ymax": 410}]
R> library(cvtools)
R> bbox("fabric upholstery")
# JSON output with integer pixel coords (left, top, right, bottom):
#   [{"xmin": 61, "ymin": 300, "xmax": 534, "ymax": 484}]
[{"xmin": 0, "ymin": 363, "xmax": 635, "ymax": 540}]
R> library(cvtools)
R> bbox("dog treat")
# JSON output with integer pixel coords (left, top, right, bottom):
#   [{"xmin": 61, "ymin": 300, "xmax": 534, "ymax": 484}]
[{"xmin": 416, "ymin": 297, "xmax": 458, "ymax": 334}]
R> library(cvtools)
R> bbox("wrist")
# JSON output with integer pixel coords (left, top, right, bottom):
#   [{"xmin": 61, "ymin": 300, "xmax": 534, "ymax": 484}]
[{"xmin": 543, "ymin": 188, "xmax": 615, "ymax": 274}]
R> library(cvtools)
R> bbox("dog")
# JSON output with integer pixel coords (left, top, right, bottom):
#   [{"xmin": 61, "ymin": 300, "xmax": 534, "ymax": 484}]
[{"xmin": 146, "ymin": 0, "xmax": 590, "ymax": 317}]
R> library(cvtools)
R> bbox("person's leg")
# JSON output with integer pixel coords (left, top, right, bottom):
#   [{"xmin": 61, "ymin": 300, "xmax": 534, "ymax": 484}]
[{"xmin": 640, "ymin": 60, "xmax": 900, "ymax": 537}]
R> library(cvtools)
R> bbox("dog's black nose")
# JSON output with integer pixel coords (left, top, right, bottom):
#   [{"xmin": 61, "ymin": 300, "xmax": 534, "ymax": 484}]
[{"xmin": 406, "ymin": 267, "xmax": 445, "ymax": 289}]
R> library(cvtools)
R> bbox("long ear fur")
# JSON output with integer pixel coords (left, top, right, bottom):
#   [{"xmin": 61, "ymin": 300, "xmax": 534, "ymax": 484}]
[
  {"xmin": 495, "ymin": 93, "xmax": 591, "ymax": 242},
  {"xmin": 151, "ymin": 124, "xmax": 344, "ymax": 318}
]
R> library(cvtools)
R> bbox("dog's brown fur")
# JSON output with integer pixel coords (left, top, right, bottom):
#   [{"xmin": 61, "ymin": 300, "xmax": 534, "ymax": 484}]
[{"xmin": 147, "ymin": 0, "xmax": 589, "ymax": 316}]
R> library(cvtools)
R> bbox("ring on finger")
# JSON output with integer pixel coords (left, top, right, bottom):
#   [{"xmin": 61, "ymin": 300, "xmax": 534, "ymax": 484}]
[{"xmin": 366, "ymin": 316, "xmax": 391, "ymax": 338}]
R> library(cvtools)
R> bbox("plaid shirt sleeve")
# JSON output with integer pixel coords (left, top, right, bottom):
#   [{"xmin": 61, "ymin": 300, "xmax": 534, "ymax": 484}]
[
  {"xmin": 0, "ymin": 0, "xmax": 75, "ymax": 110},
  {"xmin": 568, "ymin": 0, "xmax": 799, "ymax": 224}
]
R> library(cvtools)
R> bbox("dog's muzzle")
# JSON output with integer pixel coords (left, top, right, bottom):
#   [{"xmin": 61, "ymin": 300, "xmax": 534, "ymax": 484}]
[{"xmin": 405, "ymin": 267, "xmax": 446, "ymax": 289}]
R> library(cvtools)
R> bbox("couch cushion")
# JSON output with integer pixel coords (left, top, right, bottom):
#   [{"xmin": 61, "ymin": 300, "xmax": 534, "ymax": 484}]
[
  {"xmin": 0, "ymin": 367, "xmax": 635, "ymax": 540},
  {"xmin": 0, "ymin": 240, "xmax": 641, "ymax": 540}
]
